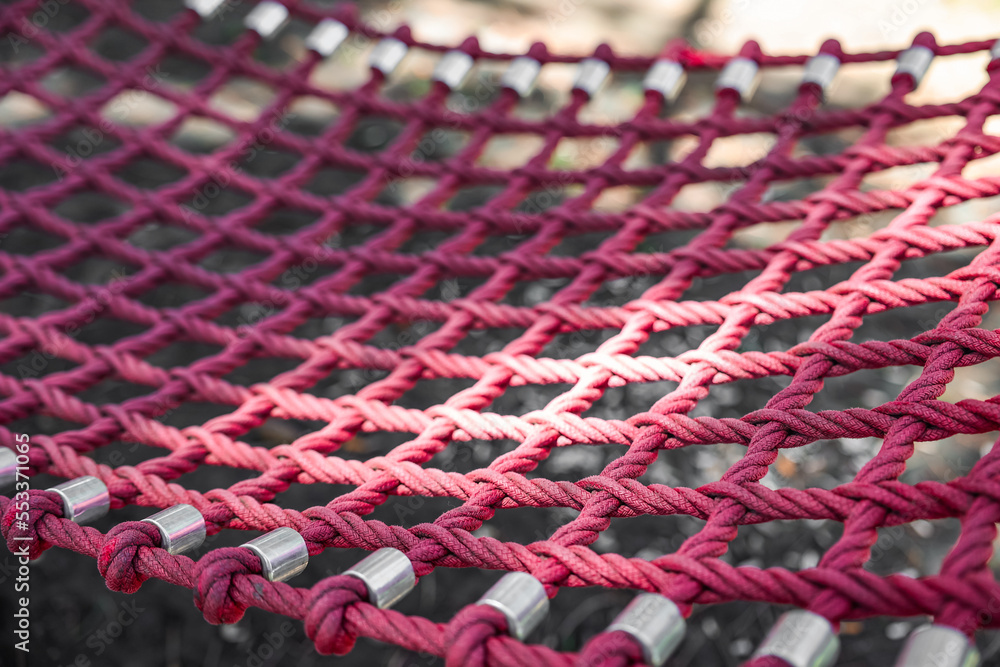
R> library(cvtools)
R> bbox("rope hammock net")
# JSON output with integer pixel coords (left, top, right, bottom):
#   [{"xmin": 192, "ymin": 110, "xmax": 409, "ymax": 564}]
[{"xmin": 3, "ymin": 1, "xmax": 1000, "ymax": 665}]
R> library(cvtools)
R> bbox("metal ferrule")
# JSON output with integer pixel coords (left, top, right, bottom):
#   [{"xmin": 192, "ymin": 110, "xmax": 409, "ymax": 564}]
[
  {"xmin": 751, "ymin": 610, "xmax": 840, "ymax": 667},
  {"xmin": 802, "ymin": 53, "xmax": 840, "ymax": 94},
  {"xmin": 895, "ymin": 45, "xmax": 935, "ymax": 87},
  {"xmin": 343, "ymin": 547, "xmax": 416, "ymax": 609},
  {"xmin": 991, "ymin": 39, "xmax": 1000, "ymax": 63},
  {"xmin": 306, "ymin": 19, "xmax": 349, "ymax": 58},
  {"xmin": 241, "ymin": 527, "xmax": 308, "ymax": 582},
  {"xmin": 476, "ymin": 572, "xmax": 549, "ymax": 640},
  {"xmin": 243, "ymin": 1, "xmax": 289, "ymax": 41},
  {"xmin": 0, "ymin": 448, "xmax": 17, "ymax": 492},
  {"xmin": 642, "ymin": 60, "xmax": 687, "ymax": 102},
  {"xmin": 369, "ymin": 38, "xmax": 408, "ymax": 76},
  {"xmin": 141, "ymin": 504, "xmax": 206, "ymax": 555},
  {"xmin": 502, "ymin": 56, "xmax": 541, "ymax": 97},
  {"xmin": 573, "ymin": 58, "xmax": 611, "ymax": 96},
  {"xmin": 893, "ymin": 625, "xmax": 980, "ymax": 667},
  {"xmin": 184, "ymin": 0, "xmax": 227, "ymax": 19},
  {"xmin": 48, "ymin": 476, "xmax": 110, "ymax": 525},
  {"xmin": 606, "ymin": 594, "xmax": 686, "ymax": 667},
  {"xmin": 433, "ymin": 50, "xmax": 474, "ymax": 89},
  {"xmin": 716, "ymin": 56, "xmax": 760, "ymax": 101}
]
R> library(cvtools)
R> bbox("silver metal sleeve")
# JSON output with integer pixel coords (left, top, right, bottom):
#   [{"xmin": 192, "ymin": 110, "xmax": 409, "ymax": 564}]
[
  {"xmin": 306, "ymin": 19, "xmax": 349, "ymax": 58},
  {"xmin": 48, "ymin": 476, "xmax": 110, "ymax": 525},
  {"xmin": 343, "ymin": 547, "xmax": 416, "ymax": 609},
  {"xmin": 476, "ymin": 572, "xmax": 549, "ymax": 640},
  {"xmin": 893, "ymin": 625, "xmax": 980, "ymax": 667},
  {"xmin": 606, "ymin": 593, "xmax": 686, "ymax": 666},
  {"xmin": 142, "ymin": 504, "xmax": 206, "ymax": 555},
  {"xmin": 751, "ymin": 610, "xmax": 840, "ymax": 667},
  {"xmin": 243, "ymin": 2, "xmax": 289, "ymax": 41},
  {"xmin": 502, "ymin": 57, "xmax": 541, "ymax": 97},
  {"xmin": 642, "ymin": 60, "xmax": 687, "ymax": 102},
  {"xmin": 895, "ymin": 45, "xmax": 935, "ymax": 87},
  {"xmin": 241, "ymin": 527, "xmax": 309, "ymax": 582},
  {"xmin": 370, "ymin": 38, "xmax": 408, "ymax": 76}
]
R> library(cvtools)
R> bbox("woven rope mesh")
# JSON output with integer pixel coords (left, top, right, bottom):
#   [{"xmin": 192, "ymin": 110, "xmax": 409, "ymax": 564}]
[{"xmin": 3, "ymin": 1, "xmax": 1000, "ymax": 665}]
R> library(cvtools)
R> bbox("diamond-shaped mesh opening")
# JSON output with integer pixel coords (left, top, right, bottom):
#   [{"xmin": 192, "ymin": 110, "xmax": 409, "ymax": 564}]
[
  {"xmin": 156, "ymin": 51, "xmax": 214, "ymax": 87},
  {"xmin": 181, "ymin": 182, "xmax": 255, "ymax": 216},
  {"xmin": 50, "ymin": 124, "xmax": 123, "ymax": 158},
  {"xmin": 222, "ymin": 354, "xmax": 308, "ymax": 386},
  {"xmin": 0, "ymin": 159, "xmax": 61, "ymax": 191},
  {"xmin": 114, "ymin": 156, "xmax": 188, "ymax": 189},
  {"xmin": 411, "ymin": 128, "xmax": 469, "ymax": 162},
  {"xmin": 303, "ymin": 166, "xmax": 368, "ymax": 196},
  {"xmin": 334, "ymin": 222, "xmax": 386, "ymax": 247},
  {"xmin": 376, "ymin": 176, "xmax": 438, "ymax": 207},
  {"xmin": 347, "ymin": 116, "xmax": 405, "ymax": 152},
  {"xmin": 0, "ymin": 352, "xmax": 77, "ymax": 379},
  {"xmin": 99, "ymin": 90, "xmax": 179, "ymax": 127},
  {"xmin": 0, "ymin": 91, "xmax": 52, "ymax": 127},
  {"xmin": 170, "ymin": 115, "xmax": 237, "ymax": 153},
  {"xmin": 198, "ymin": 248, "xmax": 267, "ymax": 274},
  {"xmin": 476, "ymin": 133, "xmax": 549, "ymax": 168},
  {"xmin": 53, "ymin": 191, "xmax": 132, "ymax": 223},
  {"xmin": 126, "ymin": 221, "xmax": 199, "ymax": 250},
  {"xmin": 0, "ymin": 226, "xmax": 64, "ymax": 254},
  {"xmin": 250, "ymin": 209, "xmax": 319, "ymax": 237},
  {"xmin": 134, "ymin": 281, "xmax": 210, "ymax": 309},
  {"xmin": 236, "ymin": 146, "xmax": 300, "ymax": 177},
  {"xmin": 285, "ymin": 95, "xmax": 340, "ymax": 136},
  {"xmin": 681, "ymin": 268, "xmax": 763, "ymax": 302},
  {"xmin": 74, "ymin": 316, "xmax": 148, "ymax": 346},
  {"xmin": 397, "ymin": 229, "xmax": 451, "ymax": 254},
  {"xmin": 540, "ymin": 327, "xmax": 617, "ymax": 359},
  {"xmin": 207, "ymin": 77, "xmax": 278, "ymax": 122},
  {"xmin": 75, "ymin": 378, "xmax": 159, "ymax": 405},
  {"xmin": 447, "ymin": 183, "xmax": 506, "ymax": 211},
  {"xmin": 550, "ymin": 135, "xmax": 621, "ymax": 170},
  {"xmin": 91, "ymin": 25, "xmax": 149, "ymax": 62},
  {"xmin": 61, "ymin": 256, "xmax": 134, "ymax": 285},
  {"xmin": 867, "ymin": 519, "xmax": 962, "ymax": 577}
]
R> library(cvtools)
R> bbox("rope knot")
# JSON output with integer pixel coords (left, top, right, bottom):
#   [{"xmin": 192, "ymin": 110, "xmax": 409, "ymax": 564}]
[
  {"xmin": 304, "ymin": 575, "xmax": 368, "ymax": 655},
  {"xmin": 577, "ymin": 630, "xmax": 645, "ymax": 667},
  {"xmin": 193, "ymin": 547, "xmax": 263, "ymax": 624},
  {"xmin": 443, "ymin": 605, "xmax": 509, "ymax": 667},
  {"xmin": 1, "ymin": 490, "xmax": 64, "ymax": 559},
  {"xmin": 98, "ymin": 521, "xmax": 161, "ymax": 593}
]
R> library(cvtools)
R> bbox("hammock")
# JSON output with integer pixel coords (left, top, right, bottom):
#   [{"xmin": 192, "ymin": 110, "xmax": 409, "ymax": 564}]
[{"xmin": 2, "ymin": 1, "xmax": 999, "ymax": 666}]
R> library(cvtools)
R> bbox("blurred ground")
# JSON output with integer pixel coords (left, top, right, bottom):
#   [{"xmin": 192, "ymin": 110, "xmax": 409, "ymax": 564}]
[{"xmin": 2, "ymin": 0, "xmax": 1000, "ymax": 666}]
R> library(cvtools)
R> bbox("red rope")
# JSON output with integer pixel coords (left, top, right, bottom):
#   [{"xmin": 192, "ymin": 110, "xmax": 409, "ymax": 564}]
[{"xmin": 2, "ymin": 1, "xmax": 1000, "ymax": 664}]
